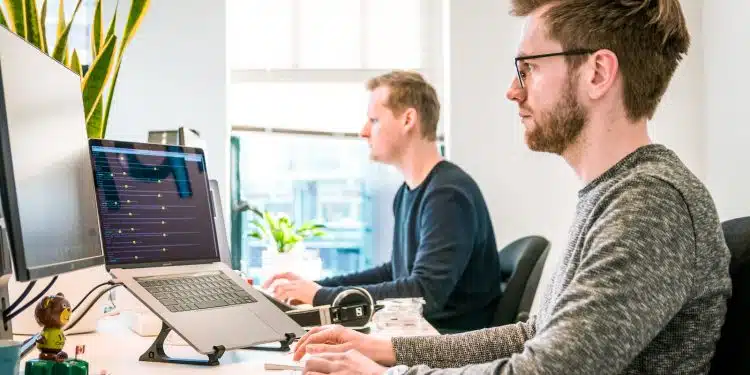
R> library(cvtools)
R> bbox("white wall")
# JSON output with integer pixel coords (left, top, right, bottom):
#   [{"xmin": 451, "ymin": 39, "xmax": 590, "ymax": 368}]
[
  {"xmin": 444, "ymin": 0, "xmax": 707, "ymax": 312},
  {"xmin": 104, "ymin": 0, "xmax": 230, "ymax": 214},
  {"xmin": 704, "ymin": 0, "xmax": 750, "ymax": 221}
]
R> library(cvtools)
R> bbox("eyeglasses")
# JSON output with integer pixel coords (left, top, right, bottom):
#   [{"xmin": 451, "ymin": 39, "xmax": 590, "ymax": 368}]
[{"xmin": 514, "ymin": 49, "xmax": 595, "ymax": 88}]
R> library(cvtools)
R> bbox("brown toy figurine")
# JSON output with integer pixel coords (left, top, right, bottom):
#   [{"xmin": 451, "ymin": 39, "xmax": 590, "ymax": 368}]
[{"xmin": 34, "ymin": 292, "xmax": 72, "ymax": 362}]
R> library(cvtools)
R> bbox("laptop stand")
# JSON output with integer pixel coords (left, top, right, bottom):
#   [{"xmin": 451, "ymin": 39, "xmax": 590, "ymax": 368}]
[
  {"xmin": 243, "ymin": 332, "xmax": 297, "ymax": 352},
  {"xmin": 140, "ymin": 321, "xmax": 225, "ymax": 366}
]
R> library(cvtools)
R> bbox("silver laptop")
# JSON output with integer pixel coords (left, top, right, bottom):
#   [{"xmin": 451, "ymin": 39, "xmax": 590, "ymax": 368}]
[
  {"xmin": 208, "ymin": 179, "xmax": 232, "ymax": 267},
  {"xmin": 87, "ymin": 139, "xmax": 304, "ymax": 354}
]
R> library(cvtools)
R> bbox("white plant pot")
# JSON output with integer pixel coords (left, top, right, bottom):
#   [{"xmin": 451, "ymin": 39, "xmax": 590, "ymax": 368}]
[{"xmin": 261, "ymin": 242, "xmax": 322, "ymax": 282}]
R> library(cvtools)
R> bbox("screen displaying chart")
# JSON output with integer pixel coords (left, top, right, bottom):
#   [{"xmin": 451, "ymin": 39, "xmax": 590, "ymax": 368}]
[{"xmin": 89, "ymin": 145, "xmax": 218, "ymax": 265}]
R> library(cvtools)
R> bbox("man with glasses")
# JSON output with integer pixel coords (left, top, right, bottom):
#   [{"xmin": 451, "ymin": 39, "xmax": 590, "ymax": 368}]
[{"xmin": 290, "ymin": 1, "xmax": 732, "ymax": 374}]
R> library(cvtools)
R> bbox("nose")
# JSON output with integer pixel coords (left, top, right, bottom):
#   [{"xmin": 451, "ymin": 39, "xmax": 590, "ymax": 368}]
[
  {"xmin": 506, "ymin": 77, "xmax": 526, "ymax": 103},
  {"xmin": 360, "ymin": 121, "xmax": 371, "ymax": 138}
]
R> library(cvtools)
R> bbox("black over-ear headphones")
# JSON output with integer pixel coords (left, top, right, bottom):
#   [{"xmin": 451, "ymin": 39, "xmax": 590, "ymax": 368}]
[
  {"xmin": 330, "ymin": 286, "xmax": 376, "ymax": 329},
  {"xmin": 284, "ymin": 287, "xmax": 382, "ymax": 332}
]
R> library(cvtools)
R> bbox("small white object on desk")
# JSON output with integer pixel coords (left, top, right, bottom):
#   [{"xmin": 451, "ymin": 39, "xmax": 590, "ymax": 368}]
[{"xmin": 264, "ymin": 353, "xmax": 308, "ymax": 371}]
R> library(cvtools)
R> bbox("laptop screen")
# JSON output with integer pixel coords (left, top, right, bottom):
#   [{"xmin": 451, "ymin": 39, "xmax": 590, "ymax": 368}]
[{"xmin": 88, "ymin": 140, "xmax": 219, "ymax": 267}]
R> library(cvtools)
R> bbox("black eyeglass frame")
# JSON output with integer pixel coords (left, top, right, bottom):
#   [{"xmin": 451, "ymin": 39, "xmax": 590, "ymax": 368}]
[{"xmin": 514, "ymin": 49, "xmax": 596, "ymax": 88}]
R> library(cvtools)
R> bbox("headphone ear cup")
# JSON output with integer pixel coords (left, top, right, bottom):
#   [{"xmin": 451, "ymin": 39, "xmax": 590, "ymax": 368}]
[{"xmin": 331, "ymin": 287, "xmax": 376, "ymax": 326}]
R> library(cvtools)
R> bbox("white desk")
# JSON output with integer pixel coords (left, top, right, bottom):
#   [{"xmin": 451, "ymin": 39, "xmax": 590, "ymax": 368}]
[{"xmin": 17, "ymin": 314, "xmax": 438, "ymax": 374}]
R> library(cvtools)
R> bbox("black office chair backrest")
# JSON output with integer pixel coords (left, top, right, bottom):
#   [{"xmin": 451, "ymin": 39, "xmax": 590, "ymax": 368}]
[
  {"xmin": 492, "ymin": 235, "xmax": 550, "ymax": 326},
  {"xmin": 709, "ymin": 216, "xmax": 750, "ymax": 375}
]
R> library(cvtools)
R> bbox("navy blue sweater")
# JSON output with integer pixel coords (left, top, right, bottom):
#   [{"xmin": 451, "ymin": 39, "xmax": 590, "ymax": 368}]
[{"xmin": 313, "ymin": 161, "xmax": 502, "ymax": 331}]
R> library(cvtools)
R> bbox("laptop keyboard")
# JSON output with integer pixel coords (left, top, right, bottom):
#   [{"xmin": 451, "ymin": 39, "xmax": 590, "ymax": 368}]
[{"xmin": 136, "ymin": 271, "xmax": 257, "ymax": 313}]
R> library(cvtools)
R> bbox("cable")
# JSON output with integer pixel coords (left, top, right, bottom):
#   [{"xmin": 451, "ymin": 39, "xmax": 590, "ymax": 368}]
[
  {"xmin": 2, "ymin": 280, "xmax": 36, "ymax": 316},
  {"xmin": 64, "ymin": 283, "xmax": 122, "ymax": 332},
  {"xmin": 3, "ymin": 276, "xmax": 57, "ymax": 322},
  {"xmin": 18, "ymin": 281, "xmax": 122, "ymax": 360},
  {"xmin": 72, "ymin": 281, "xmax": 116, "ymax": 313}
]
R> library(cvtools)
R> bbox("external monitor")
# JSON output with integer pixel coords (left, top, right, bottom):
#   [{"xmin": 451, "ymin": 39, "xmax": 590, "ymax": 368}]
[{"xmin": 0, "ymin": 25, "xmax": 104, "ymax": 282}]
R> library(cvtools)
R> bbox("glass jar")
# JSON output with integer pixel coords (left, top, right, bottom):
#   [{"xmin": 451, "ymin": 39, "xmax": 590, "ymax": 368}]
[{"xmin": 373, "ymin": 297, "xmax": 426, "ymax": 331}]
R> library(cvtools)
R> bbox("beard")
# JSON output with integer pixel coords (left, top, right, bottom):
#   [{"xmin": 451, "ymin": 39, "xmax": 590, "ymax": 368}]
[{"xmin": 524, "ymin": 75, "xmax": 587, "ymax": 155}]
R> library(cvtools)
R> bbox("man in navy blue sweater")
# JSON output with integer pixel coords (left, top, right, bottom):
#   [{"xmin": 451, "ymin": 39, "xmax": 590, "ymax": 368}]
[{"xmin": 263, "ymin": 71, "xmax": 502, "ymax": 331}]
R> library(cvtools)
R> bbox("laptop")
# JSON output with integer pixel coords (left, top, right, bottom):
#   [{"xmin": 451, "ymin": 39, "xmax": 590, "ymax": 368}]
[
  {"xmin": 87, "ymin": 139, "xmax": 304, "ymax": 355},
  {"xmin": 208, "ymin": 179, "xmax": 231, "ymax": 267}
]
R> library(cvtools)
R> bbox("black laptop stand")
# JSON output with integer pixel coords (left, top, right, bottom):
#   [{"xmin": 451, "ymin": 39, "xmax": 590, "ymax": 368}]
[
  {"xmin": 139, "ymin": 321, "xmax": 225, "ymax": 366},
  {"xmin": 139, "ymin": 320, "xmax": 298, "ymax": 366}
]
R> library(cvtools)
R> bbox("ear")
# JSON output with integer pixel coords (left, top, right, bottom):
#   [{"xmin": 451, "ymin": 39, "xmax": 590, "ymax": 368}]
[
  {"xmin": 401, "ymin": 108, "xmax": 419, "ymax": 134},
  {"xmin": 586, "ymin": 49, "xmax": 619, "ymax": 100}
]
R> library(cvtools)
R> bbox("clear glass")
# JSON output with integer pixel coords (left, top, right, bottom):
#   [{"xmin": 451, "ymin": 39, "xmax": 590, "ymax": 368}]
[{"xmin": 373, "ymin": 297, "xmax": 426, "ymax": 330}]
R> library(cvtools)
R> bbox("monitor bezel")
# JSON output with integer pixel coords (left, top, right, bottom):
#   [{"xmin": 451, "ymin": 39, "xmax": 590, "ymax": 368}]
[
  {"xmin": 87, "ymin": 138, "xmax": 221, "ymax": 270},
  {"xmin": 0, "ymin": 55, "xmax": 105, "ymax": 282}
]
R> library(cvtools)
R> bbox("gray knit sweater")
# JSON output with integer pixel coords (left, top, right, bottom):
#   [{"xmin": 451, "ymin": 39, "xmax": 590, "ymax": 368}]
[{"xmin": 391, "ymin": 144, "xmax": 732, "ymax": 374}]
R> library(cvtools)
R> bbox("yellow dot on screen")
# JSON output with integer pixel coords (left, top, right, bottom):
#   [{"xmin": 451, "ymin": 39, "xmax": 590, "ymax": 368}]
[
  {"xmin": 161, "ymin": 206, "xmax": 165, "ymax": 210},
  {"xmin": 134, "ymin": 256, "xmax": 139, "ymax": 260},
  {"xmin": 163, "ymin": 233, "xmax": 167, "ymax": 237},
  {"xmin": 127, "ymin": 200, "xmax": 131, "ymax": 203},
  {"xmin": 158, "ymin": 180, "xmax": 162, "ymax": 183},
  {"xmin": 161, "ymin": 221, "xmax": 165, "ymax": 224},
  {"xmin": 123, "ymin": 172, "xmax": 127, "ymax": 176},
  {"xmin": 157, "ymin": 194, "xmax": 162, "ymax": 198},
  {"xmin": 118, "ymin": 230, "xmax": 122, "ymax": 234},
  {"xmin": 131, "ymin": 228, "xmax": 134, "ymax": 231},
  {"xmin": 128, "ymin": 212, "xmax": 133, "ymax": 216},
  {"xmin": 110, "ymin": 173, "xmax": 114, "ymax": 177},
  {"xmin": 132, "ymin": 241, "xmax": 136, "ymax": 244},
  {"xmin": 124, "ymin": 185, "xmax": 128, "ymax": 189},
  {"xmin": 153, "ymin": 167, "xmax": 157, "ymax": 171},
  {"xmin": 119, "ymin": 156, "xmax": 124, "ymax": 160},
  {"xmin": 162, "ymin": 248, "xmax": 166, "ymax": 252}
]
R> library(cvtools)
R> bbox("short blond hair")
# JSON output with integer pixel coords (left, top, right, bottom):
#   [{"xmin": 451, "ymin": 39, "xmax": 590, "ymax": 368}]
[{"xmin": 366, "ymin": 70, "xmax": 440, "ymax": 141}]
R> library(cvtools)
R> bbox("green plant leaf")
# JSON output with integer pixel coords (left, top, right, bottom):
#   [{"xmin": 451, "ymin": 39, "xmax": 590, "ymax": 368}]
[
  {"xmin": 3, "ymin": 0, "xmax": 24, "ymax": 37},
  {"xmin": 69, "ymin": 48, "xmax": 82, "ymax": 76},
  {"xmin": 0, "ymin": 4, "xmax": 8, "ymax": 29},
  {"xmin": 83, "ymin": 34, "xmax": 117, "ymax": 137},
  {"xmin": 90, "ymin": 0, "xmax": 103, "ymax": 57},
  {"xmin": 54, "ymin": 0, "xmax": 63, "ymax": 38},
  {"xmin": 51, "ymin": 0, "xmax": 83, "ymax": 64},
  {"xmin": 38, "ymin": 0, "xmax": 47, "ymax": 53},
  {"xmin": 22, "ymin": 0, "xmax": 41, "ymax": 49},
  {"xmin": 248, "ymin": 231, "xmax": 262, "ymax": 240},
  {"xmin": 86, "ymin": 100, "xmax": 103, "ymax": 139},
  {"xmin": 249, "ymin": 218, "xmax": 269, "ymax": 238},
  {"xmin": 101, "ymin": 0, "xmax": 150, "ymax": 138}
]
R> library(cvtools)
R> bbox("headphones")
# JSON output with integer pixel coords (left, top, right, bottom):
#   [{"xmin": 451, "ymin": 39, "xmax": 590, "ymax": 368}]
[
  {"xmin": 330, "ymin": 287, "xmax": 378, "ymax": 330},
  {"xmin": 282, "ymin": 287, "xmax": 381, "ymax": 332}
]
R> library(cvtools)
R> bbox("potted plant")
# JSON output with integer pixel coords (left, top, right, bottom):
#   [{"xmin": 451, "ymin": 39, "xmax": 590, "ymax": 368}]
[
  {"xmin": 247, "ymin": 206, "xmax": 326, "ymax": 279},
  {"xmin": 0, "ymin": 0, "xmax": 150, "ymax": 139}
]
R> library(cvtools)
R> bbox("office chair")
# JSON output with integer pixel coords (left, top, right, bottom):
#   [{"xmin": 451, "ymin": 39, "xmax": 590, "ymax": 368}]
[
  {"xmin": 492, "ymin": 235, "xmax": 550, "ymax": 327},
  {"xmin": 709, "ymin": 216, "xmax": 750, "ymax": 375}
]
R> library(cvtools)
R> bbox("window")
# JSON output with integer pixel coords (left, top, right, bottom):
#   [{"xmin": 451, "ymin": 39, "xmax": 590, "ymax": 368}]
[
  {"xmin": 227, "ymin": 0, "xmax": 423, "ymax": 70},
  {"xmin": 227, "ymin": 0, "xmax": 443, "ymax": 283}
]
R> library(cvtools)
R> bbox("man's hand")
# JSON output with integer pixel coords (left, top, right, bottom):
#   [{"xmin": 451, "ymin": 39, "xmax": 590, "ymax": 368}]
[
  {"xmin": 262, "ymin": 272, "xmax": 304, "ymax": 289},
  {"xmin": 294, "ymin": 325, "xmax": 396, "ymax": 366},
  {"xmin": 262, "ymin": 272, "xmax": 322, "ymax": 305},
  {"xmin": 303, "ymin": 350, "xmax": 388, "ymax": 375},
  {"xmin": 272, "ymin": 279, "xmax": 321, "ymax": 305}
]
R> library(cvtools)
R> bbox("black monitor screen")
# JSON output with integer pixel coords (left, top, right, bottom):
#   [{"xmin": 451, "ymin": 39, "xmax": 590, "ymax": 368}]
[{"xmin": 89, "ymin": 141, "xmax": 218, "ymax": 267}]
